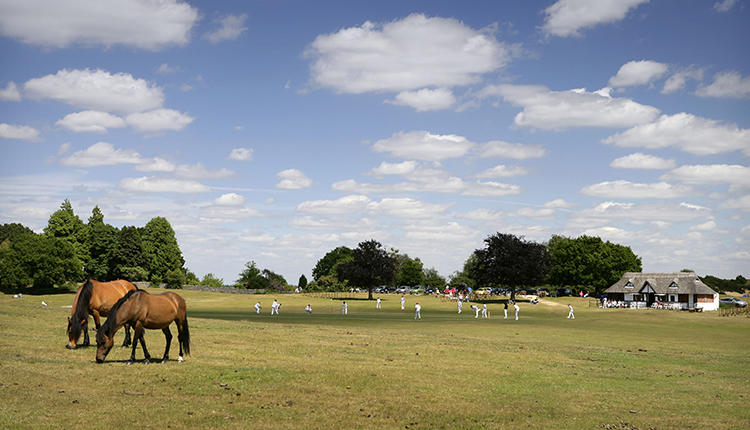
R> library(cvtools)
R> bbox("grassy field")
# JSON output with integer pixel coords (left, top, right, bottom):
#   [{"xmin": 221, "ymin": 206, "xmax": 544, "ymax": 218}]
[{"xmin": 1, "ymin": 288, "xmax": 748, "ymax": 430}]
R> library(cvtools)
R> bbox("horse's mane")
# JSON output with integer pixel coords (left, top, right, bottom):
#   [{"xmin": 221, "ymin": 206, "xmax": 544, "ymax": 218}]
[
  {"xmin": 99, "ymin": 288, "xmax": 140, "ymax": 336},
  {"xmin": 70, "ymin": 279, "xmax": 94, "ymax": 339}
]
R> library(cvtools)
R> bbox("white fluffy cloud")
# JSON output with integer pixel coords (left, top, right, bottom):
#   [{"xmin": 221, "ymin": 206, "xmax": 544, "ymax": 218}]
[
  {"xmin": 714, "ymin": 0, "xmax": 739, "ymax": 12},
  {"xmin": 661, "ymin": 67, "xmax": 704, "ymax": 94},
  {"xmin": 372, "ymin": 131, "xmax": 475, "ymax": 161},
  {"xmin": 542, "ymin": 0, "xmax": 650, "ymax": 38},
  {"xmin": 306, "ymin": 13, "xmax": 509, "ymax": 94},
  {"xmin": 610, "ymin": 153, "xmax": 676, "ymax": 170},
  {"xmin": 660, "ymin": 165, "xmax": 750, "ymax": 192},
  {"xmin": 695, "ymin": 71, "xmax": 750, "ymax": 99},
  {"xmin": 296, "ymin": 195, "xmax": 371, "ymax": 214},
  {"xmin": 366, "ymin": 197, "xmax": 453, "ymax": 219},
  {"xmin": 384, "ymin": 88, "xmax": 456, "ymax": 111},
  {"xmin": 228, "ymin": 148, "xmax": 254, "ymax": 161},
  {"xmin": 0, "ymin": 0, "xmax": 199, "ymax": 50},
  {"xmin": 135, "ymin": 157, "xmax": 175, "ymax": 172},
  {"xmin": 24, "ymin": 69, "xmax": 165, "ymax": 114},
  {"xmin": 0, "ymin": 82, "xmax": 21, "ymax": 101},
  {"xmin": 601, "ymin": 113, "xmax": 750, "ymax": 156},
  {"xmin": 475, "ymin": 165, "xmax": 529, "ymax": 178},
  {"xmin": 477, "ymin": 141, "xmax": 546, "ymax": 159},
  {"xmin": 55, "ymin": 110, "xmax": 126, "ymax": 133},
  {"xmin": 482, "ymin": 84, "xmax": 660, "ymax": 129},
  {"xmin": 118, "ymin": 176, "xmax": 212, "ymax": 194},
  {"xmin": 125, "ymin": 109, "xmax": 195, "ymax": 133},
  {"xmin": 203, "ymin": 14, "xmax": 248, "ymax": 44},
  {"xmin": 579, "ymin": 180, "xmax": 695, "ymax": 199},
  {"xmin": 609, "ymin": 60, "xmax": 669, "ymax": 88},
  {"xmin": 174, "ymin": 163, "xmax": 235, "ymax": 180},
  {"xmin": 0, "ymin": 123, "xmax": 41, "ymax": 142},
  {"xmin": 276, "ymin": 169, "xmax": 313, "ymax": 190},
  {"xmin": 59, "ymin": 142, "xmax": 144, "ymax": 167}
]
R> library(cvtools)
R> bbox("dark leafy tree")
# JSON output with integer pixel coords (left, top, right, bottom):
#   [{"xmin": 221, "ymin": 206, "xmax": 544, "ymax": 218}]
[
  {"xmin": 547, "ymin": 235, "xmax": 642, "ymax": 294},
  {"xmin": 298, "ymin": 274, "xmax": 308, "ymax": 289},
  {"xmin": 701, "ymin": 275, "xmax": 748, "ymax": 294},
  {"xmin": 84, "ymin": 206, "xmax": 119, "ymax": 280},
  {"xmin": 423, "ymin": 267, "xmax": 445, "ymax": 288},
  {"xmin": 0, "ymin": 223, "xmax": 35, "ymax": 243},
  {"xmin": 108, "ymin": 226, "xmax": 149, "ymax": 280},
  {"xmin": 262, "ymin": 269, "xmax": 288, "ymax": 292},
  {"xmin": 0, "ymin": 233, "xmax": 79, "ymax": 288},
  {"xmin": 44, "ymin": 199, "xmax": 88, "ymax": 280},
  {"xmin": 163, "ymin": 268, "xmax": 186, "ymax": 289},
  {"xmin": 470, "ymin": 233, "xmax": 550, "ymax": 300},
  {"xmin": 312, "ymin": 246, "xmax": 353, "ymax": 281},
  {"xmin": 141, "ymin": 217, "xmax": 185, "ymax": 280},
  {"xmin": 397, "ymin": 256, "xmax": 424, "ymax": 286},
  {"xmin": 236, "ymin": 261, "xmax": 269, "ymax": 290},
  {"xmin": 337, "ymin": 239, "xmax": 396, "ymax": 300}
]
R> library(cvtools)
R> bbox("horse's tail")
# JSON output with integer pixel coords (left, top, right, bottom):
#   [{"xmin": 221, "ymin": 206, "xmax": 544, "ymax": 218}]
[
  {"xmin": 70, "ymin": 279, "xmax": 93, "ymax": 338},
  {"xmin": 179, "ymin": 317, "xmax": 190, "ymax": 356}
]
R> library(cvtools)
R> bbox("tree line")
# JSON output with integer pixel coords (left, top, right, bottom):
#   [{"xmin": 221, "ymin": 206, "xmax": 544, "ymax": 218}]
[{"xmin": 0, "ymin": 200, "xmax": 186, "ymax": 289}]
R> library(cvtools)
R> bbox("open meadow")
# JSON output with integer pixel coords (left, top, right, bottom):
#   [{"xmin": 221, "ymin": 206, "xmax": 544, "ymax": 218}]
[{"xmin": 1, "ymin": 288, "xmax": 748, "ymax": 430}]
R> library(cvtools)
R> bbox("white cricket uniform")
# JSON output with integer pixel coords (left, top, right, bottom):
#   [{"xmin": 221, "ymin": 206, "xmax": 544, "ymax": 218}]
[
  {"xmin": 376, "ymin": 298, "xmax": 381, "ymax": 308},
  {"xmin": 471, "ymin": 305, "xmax": 480, "ymax": 318},
  {"xmin": 271, "ymin": 300, "xmax": 279, "ymax": 315},
  {"xmin": 400, "ymin": 297, "xmax": 405, "ymax": 310},
  {"xmin": 414, "ymin": 304, "xmax": 421, "ymax": 319},
  {"xmin": 514, "ymin": 303, "xmax": 520, "ymax": 320},
  {"xmin": 567, "ymin": 305, "xmax": 575, "ymax": 319},
  {"xmin": 305, "ymin": 305, "xmax": 312, "ymax": 313},
  {"xmin": 254, "ymin": 302, "xmax": 261, "ymax": 314},
  {"xmin": 342, "ymin": 302, "xmax": 348, "ymax": 314},
  {"xmin": 457, "ymin": 300, "xmax": 462, "ymax": 313},
  {"xmin": 481, "ymin": 304, "xmax": 488, "ymax": 318}
]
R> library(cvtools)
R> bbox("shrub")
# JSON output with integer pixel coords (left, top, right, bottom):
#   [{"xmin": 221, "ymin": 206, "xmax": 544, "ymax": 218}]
[{"xmin": 164, "ymin": 268, "xmax": 185, "ymax": 289}]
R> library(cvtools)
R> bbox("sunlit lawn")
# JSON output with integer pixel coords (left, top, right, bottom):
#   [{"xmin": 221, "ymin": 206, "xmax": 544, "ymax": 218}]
[{"xmin": 1, "ymin": 288, "xmax": 748, "ymax": 429}]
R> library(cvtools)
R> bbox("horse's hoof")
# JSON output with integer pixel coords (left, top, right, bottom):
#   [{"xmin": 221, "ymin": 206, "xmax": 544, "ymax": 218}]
[
  {"xmin": 161, "ymin": 359, "xmax": 168, "ymax": 364},
  {"xmin": 143, "ymin": 359, "xmax": 150, "ymax": 365},
  {"xmin": 178, "ymin": 356, "xmax": 184, "ymax": 363},
  {"xmin": 126, "ymin": 361, "xmax": 134, "ymax": 366}
]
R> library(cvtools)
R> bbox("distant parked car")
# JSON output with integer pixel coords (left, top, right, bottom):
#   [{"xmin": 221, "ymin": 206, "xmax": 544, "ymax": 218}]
[
  {"xmin": 411, "ymin": 286, "xmax": 425, "ymax": 294},
  {"xmin": 475, "ymin": 287, "xmax": 492, "ymax": 296},
  {"xmin": 556, "ymin": 288, "xmax": 572, "ymax": 297},
  {"xmin": 720, "ymin": 297, "xmax": 748, "ymax": 307},
  {"xmin": 396, "ymin": 286, "xmax": 411, "ymax": 294}
]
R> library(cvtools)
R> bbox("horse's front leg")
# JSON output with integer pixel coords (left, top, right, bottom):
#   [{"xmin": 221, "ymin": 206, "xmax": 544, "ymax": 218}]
[
  {"xmin": 121, "ymin": 324, "xmax": 132, "ymax": 348},
  {"xmin": 128, "ymin": 325, "xmax": 150, "ymax": 365},
  {"xmin": 82, "ymin": 319, "xmax": 90, "ymax": 347},
  {"xmin": 161, "ymin": 327, "xmax": 172, "ymax": 363}
]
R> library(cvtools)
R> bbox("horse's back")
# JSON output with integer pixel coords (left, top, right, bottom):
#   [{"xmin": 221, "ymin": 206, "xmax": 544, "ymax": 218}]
[{"xmin": 90, "ymin": 279, "xmax": 137, "ymax": 315}]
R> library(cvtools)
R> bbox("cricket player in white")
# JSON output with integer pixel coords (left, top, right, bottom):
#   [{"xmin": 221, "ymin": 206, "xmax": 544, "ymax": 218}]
[
  {"xmin": 471, "ymin": 304, "xmax": 480, "ymax": 318},
  {"xmin": 481, "ymin": 303, "xmax": 488, "ymax": 318},
  {"xmin": 342, "ymin": 301, "xmax": 348, "ymax": 314},
  {"xmin": 271, "ymin": 299, "xmax": 279, "ymax": 315},
  {"xmin": 400, "ymin": 296, "xmax": 405, "ymax": 310},
  {"xmin": 514, "ymin": 302, "xmax": 520, "ymax": 320},
  {"xmin": 305, "ymin": 304, "xmax": 312, "ymax": 313},
  {"xmin": 457, "ymin": 299, "xmax": 462, "ymax": 313},
  {"xmin": 567, "ymin": 304, "xmax": 574, "ymax": 319},
  {"xmin": 376, "ymin": 297, "xmax": 381, "ymax": 308},
  {"xmin": 414, "ymin": 303, "xmax": 421, "ymax": 319},
  {"xmin": 254, "ymin": 302, "xmax": 261, "ymax": 314}
]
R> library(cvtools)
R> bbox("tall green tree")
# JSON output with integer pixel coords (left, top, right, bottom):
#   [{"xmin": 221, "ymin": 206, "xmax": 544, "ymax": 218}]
[
  {"xmin": 108, "ymin": 226, "xmax": 149, "ymax": 281},
  {"xmin": 141, "ymin": 217, "xmax": 185, "ymax": 280},
  {"xmin": 397, "ymin": 256, "xmax": 424, "ymax": 286},
  {"xmin": 84, "ymin": 206, "xmax": 119, "ymax": 280},
  {"xmin": 470, "ymin": 233, "xmax": 550, "ymax": 300},
  {"xmin": 337, "ymin": 239, "xmax": 396, "ymax": 300},
  {"xmin": 312, "ymin": 246, "xmax": 352, "ymax": 281},
  {"xmin": 298, "ymin": 274, "xmax": 308, "ymax": 289},
  {"xmin": 262, "ymin": 269, "xmax": 288, "ymax": 292},
  {"xmin": 0, "ymin": 223, "xmax": 35, "ymax": 243},
  {"xmin": 547, "ymin": 235, "xmax": 642, "ymax": 294},
  {"xmin": 44, "ymin": 199, "xmax": 88, "ymax": 279}
]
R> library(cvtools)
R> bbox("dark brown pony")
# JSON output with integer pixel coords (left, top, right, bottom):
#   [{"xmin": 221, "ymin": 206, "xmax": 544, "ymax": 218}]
[
  {"xmin": 96, "ymin": 289, "xmax": 190, "ymax": 364},
  {"xmin": 67, "ymin": 278, "xmax": 136, "ymax": 349}
]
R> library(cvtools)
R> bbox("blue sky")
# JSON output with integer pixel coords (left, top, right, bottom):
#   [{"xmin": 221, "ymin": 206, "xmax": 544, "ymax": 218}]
[{"xmin": 1, "ymin": 0, "xmax": 748, "ymax": 284}]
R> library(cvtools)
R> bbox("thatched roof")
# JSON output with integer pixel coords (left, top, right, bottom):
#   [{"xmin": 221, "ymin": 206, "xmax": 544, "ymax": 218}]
[{"xmin": 605, "ymin": 272, "xmax": 717, "ymax": 296}]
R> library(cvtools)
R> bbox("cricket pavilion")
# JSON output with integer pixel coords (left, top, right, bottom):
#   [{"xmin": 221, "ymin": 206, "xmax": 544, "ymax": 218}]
[{"xmin": 604, "ymin": 272, "xmax": 719, "ymax": 311}]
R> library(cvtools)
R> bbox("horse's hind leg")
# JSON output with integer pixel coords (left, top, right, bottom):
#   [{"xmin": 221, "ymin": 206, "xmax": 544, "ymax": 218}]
[{"xmin": 161, "ymin": 327, "xmax": 172, "ymax": 363}]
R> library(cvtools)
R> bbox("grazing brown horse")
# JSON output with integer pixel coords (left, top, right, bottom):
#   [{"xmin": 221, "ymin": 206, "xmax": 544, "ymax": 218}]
[
  {"xmin": 96, "ymin": 289, "xmax": 190, "ymax": 365},
  {"xmin": 67, "ymin": 278, "xmax": 136, "ymax": 349}
]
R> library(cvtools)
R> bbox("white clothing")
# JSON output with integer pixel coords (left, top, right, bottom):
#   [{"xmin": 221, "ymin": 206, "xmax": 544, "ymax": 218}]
[
  {"xmin": 271, "ymin": 300, "xmax": 280, "ymax": 315},
  {"xmin": 254, "ymin": 302, "xmax": 261, "ymax": 314},
  {"xmin": 471, "ymin": 305, "xmax": 480, "ymax": 318},
  {"xmin": 376, "ymin": 298, "xmax": 381, "ymax": 308},
  {"xmin": 305, "ymin": 305, "xmax": 312, "ymax": 313},
  {"xmin": 514, "ymin": 303, "xmax": 520, "ymax": 320},
  {"xmin": 342, "ymin": 302, "xmax": 348, "ymax": 315},
  {"xmin": 457, "ymin": 300, "xmax": 462, "ymax": 313},
  {"xmin": 567, "ymin": 305, "xmax": 574, "ymax": 319},
  {"xmin": 414, "ymin": 304, "xmax": 421, "ymax": 319},
  {"xmin": 481, "ymin": 304, "xmax": 488, "ymax": 318},
  {"xmin": 400, "ymin": 297, "xmax": 405, "ymax": 310}
]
